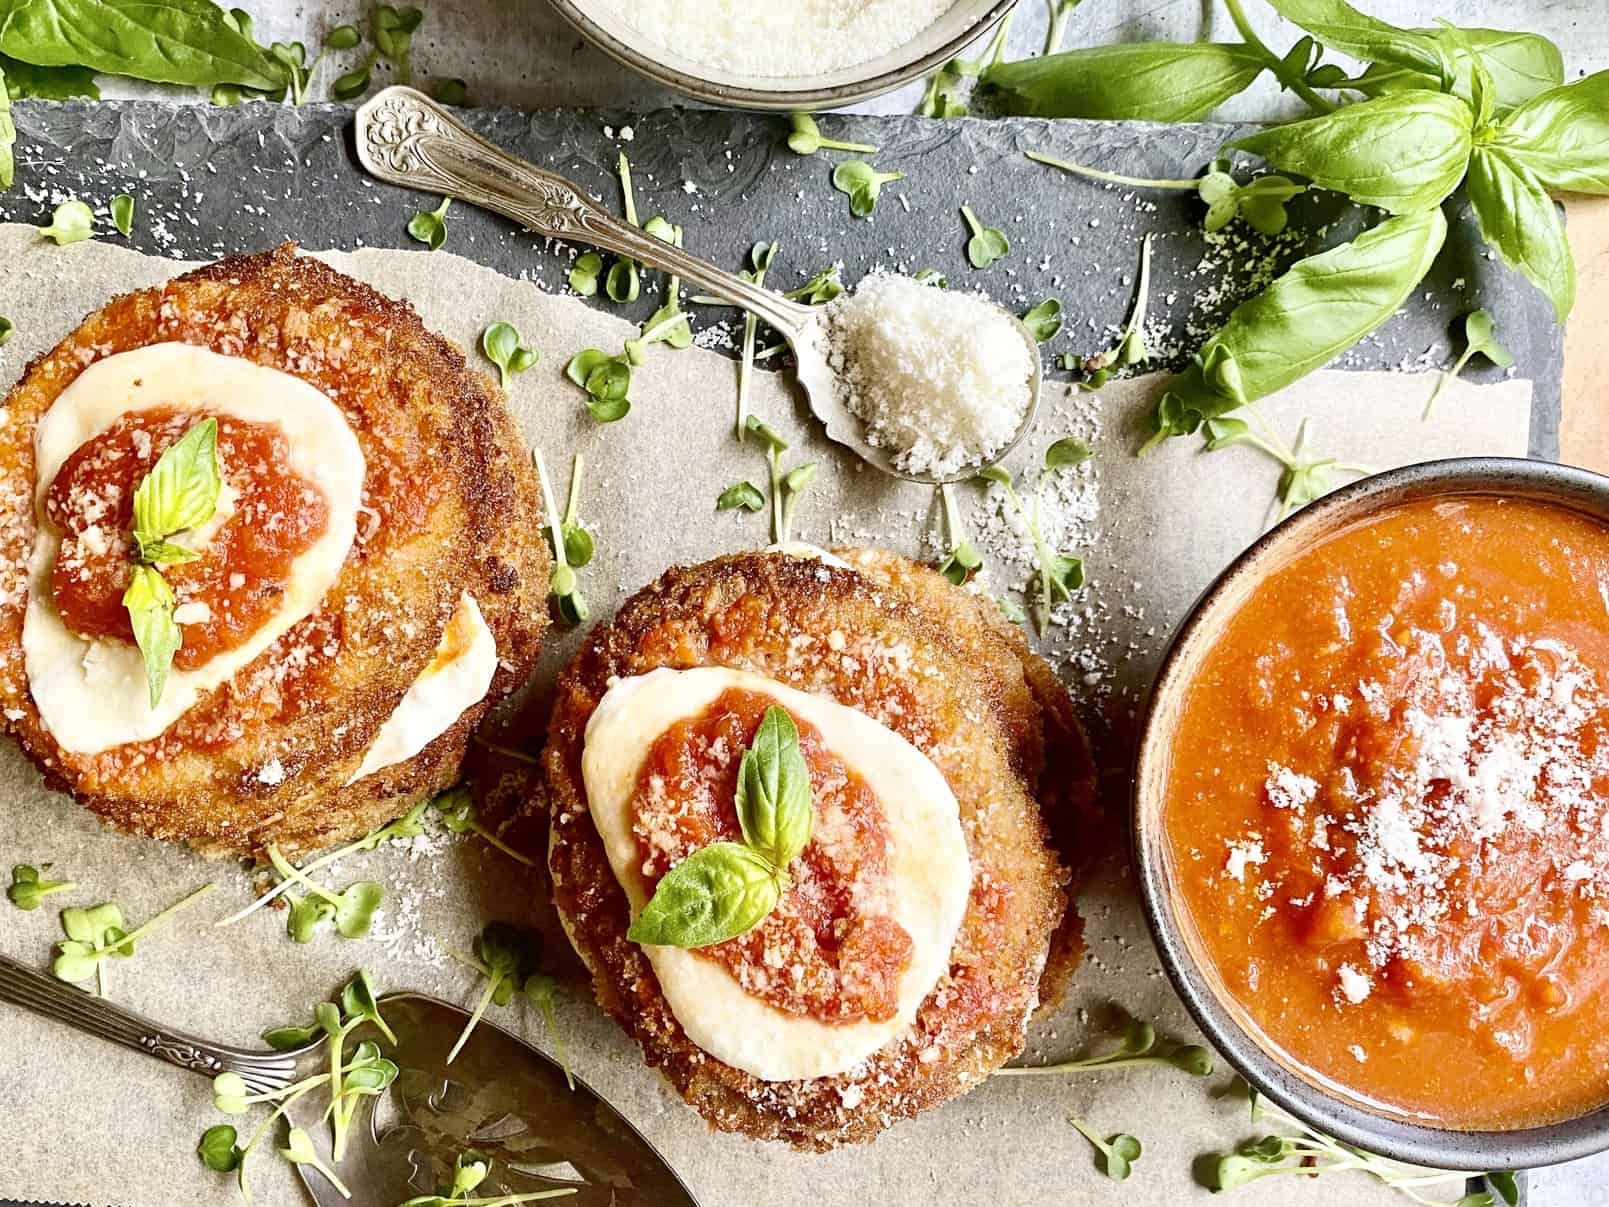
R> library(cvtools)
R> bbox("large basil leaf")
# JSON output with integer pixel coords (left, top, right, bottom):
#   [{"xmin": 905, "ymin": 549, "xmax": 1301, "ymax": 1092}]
[
  {"xmin": 0, "ymin": 51, "xmax": 97, "ymax": 97},
  {"xmin": 735, "ymin": 706, "xmax": 814, "ymax": 873},
  {"xmin": 1496, "ymin": 70, "xmax": 1609, "ymax": 196},
  {"xmin": 1263, "ymin": 0, "xmax": 1442, "ymax": 74},
  {"xmin": 1467, "ymin": 146, "xmax": 1574, "ymax": 322},
  {"xmin": 981, "ymin": 43, "xmax": 1265, "ymax": 122},
  {"xmin": 0, "ymin": 0, "xmax": 282, "ymax": 90},
  {"xmin": 626, "ymin": 843, "xmax": 781, "ymax": 949},
  {"xmin": 1165, "ymin": 209, "xmax": 1448, "ymax": 419},
  {"xmin": 1346, "ymin": 29, "xmax": 1563, "ymax": 113},
  {"xmin": 1232, "ymin": 91, "xmax": 1472, "ymax": 214},
  {"xmin": 0, "ymin": 61, "xmax": 12, "ymax": 190}
]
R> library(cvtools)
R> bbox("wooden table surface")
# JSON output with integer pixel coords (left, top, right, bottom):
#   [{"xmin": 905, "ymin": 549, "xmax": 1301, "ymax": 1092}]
[{"xmin": 1562, "ymin": 197, "xmax": 1609, "ymax": 471}]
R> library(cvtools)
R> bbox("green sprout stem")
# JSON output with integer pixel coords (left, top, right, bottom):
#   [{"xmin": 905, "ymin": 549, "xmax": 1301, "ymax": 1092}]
[
  {"xmin": 736, "ymin": 250, "xmax": 775, "ymax": 440},
  {"xmin": 1222, "ymin": 0, "xmax": 1336, "ymax": 114},
  {"xmin": 266, "ymin": 847, "xmax": 343, "ymax": 910},
  {"xmin": 767, "ymin": 443, "xmax": 786, "ymax": 545},
  {"xmin": 218, "ymin": 814, "xmax": 416, "ymax": 928},
  {"xmin": 1423, "ymin": 347, "xmax": 1478, "ymax": 418},
  {"xmin": 93, "ymin": 882, "xmax": 216, "ymax": 959},
  {"xmin": 235, "ymin": 1079, "xmax": 327, "ymax": 1205},
  {"xmin": 815, "ymin": 134, "xmax": 878, "ymax": 153},
  {"xmin": 617, "ymin": 153, "xmax": 638, "ymax": 227},
  {"xmin": 1044, "ymin": 0, "xmax": 1081, "ymax": 56},
  {"xmin": 1026, "ymin": 151, "xmax": 1199, "ymax": 190},
  {"xmin": 447, "ymin": 969, "xmax": 505, "ymax": 1064}
]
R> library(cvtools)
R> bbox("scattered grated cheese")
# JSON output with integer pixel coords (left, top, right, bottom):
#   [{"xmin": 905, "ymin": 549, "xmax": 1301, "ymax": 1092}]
[{"xmin": 820, "ymin": 273, "xmax": 1033, "ymax": 479}]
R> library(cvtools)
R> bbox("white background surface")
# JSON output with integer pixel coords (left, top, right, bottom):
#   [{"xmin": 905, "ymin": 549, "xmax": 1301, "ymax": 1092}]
[{"xmin": 87, "ymin": 1, "xmax": 1609, "ymax": 1203}]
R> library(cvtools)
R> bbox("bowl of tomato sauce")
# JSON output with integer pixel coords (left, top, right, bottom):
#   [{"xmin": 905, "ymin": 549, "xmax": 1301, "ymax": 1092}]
[{"xmin": 1135, "ymin": 457, "xmax": 1609, "ymax": 1170}]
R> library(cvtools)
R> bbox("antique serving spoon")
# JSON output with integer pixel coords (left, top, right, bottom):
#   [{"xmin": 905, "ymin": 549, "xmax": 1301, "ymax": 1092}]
[
  {"xmin": 353, "ymin": 85, "xmax": 1042, "ymax": 486},
  {"xmin": 0, "ymin": 952, "xmax": 699, "ymax": 1207}
]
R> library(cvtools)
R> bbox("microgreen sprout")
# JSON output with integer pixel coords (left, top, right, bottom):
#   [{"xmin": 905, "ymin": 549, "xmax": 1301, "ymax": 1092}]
[
  {"xmin": 918, "ymin": 56, "xmax": 977, "ymax": 117},
  {"xmin": 8, "ymin": 863, "xmax": 75, "ymax": 910},
  {"xmin": 913, "ymin": 268, "xmax": 948, "ymax": 288},
  {"xmin": 215, "ymin": 800, "xmax": 427, "ymax": 932},
  {"xmin": 110, "ymin": 193, "xmax": 134, "ymax": 237},
  {"xmin": 54, "ymin": 883, "xmax": 214, "ymax": 994},
  {"xmin": 38, "ymin": 199, "xmax": 94, "ymax": 245},
  {"xmin": 524, "ymin": 972, "xmax": 574, "ymax": 1091},
  {"xmin": 937, "ymin": 484, "xmax": 982, "ymax": 585},
  {"xmin": 1202, "ymin": 413, "xmax": 1373, "ymax": 521},
  {"xmin": 1210, "ymin": 1091, "xmax": 1515, "ymax": 1206},
  {"xmin": 999, "ymin": 1017, "xmax": 1213, "ymax": 1078},
  {"xmin": 481, "ymin": 321, "xmax": 539, "ymax": 391},
  {"xmin": 332, "ymin": 53, "xmax": 375, "ymax": 101},
  {"xmin": 961, "ymin": 204, "xmax": 1009, "ymax": 268},
  {"xmin": 1021, "ymin": 298, "xmax": 1064, "ymax": 343},
  {"xmin": 197, "ymin": 1123, "xmax": 242, "ymax": 1172},
  {"xmin": 717, "ymin": 481, "xmax": 765, "ymax": 512},
  {"xmin": 400, "ymin": 1150, "xmax": 578, "ymax": 1206},
  {"xmin": 282, "ymin": 1126, "xmax": 351, "ymax": 1198},
  {"xmin": 373, "ymin": 4, "xmax": 424, "ymax": 84},
  {"xmin": 432, "ymin": 77, "xmax": 469, "ymax": 106},
  {"xmin": 628, "ymin": 216, "xmax": 692, "ymax": 359},
  {"xmin": 831, "ymin": 161, "xmax": 904, "ymax": 218},
  {"xmin": 1424, "ymin": 309, "xmax": 1513, "ymax": 418},
  {"xmin": 1026, "ymin": 152, "xmax": 1304, "ymax": 236},
  {"xmin": 1078, "ymin": 233, "xmax": 1152, "ymax": 389},
  {"xmin": 433, "ymin": 784, "xmax": 536, "ymax": 867},
  {"xmin": 1069, "ymin": 1118, "xmax": 1142, "ymax": 1181},
  {"xmin": 980, "ymin": 443, "xmax": 1089, "ymax": 636},
  {"xmin": 533, "ymin": 448, "xmax": 590, "ymax": 624},
  {"xmin": 446, "ymin": 922, "xmax": 545, "ymax": 1064},
  {"xmin": 0, "ymin": 317, "xmax": 12, "ymax": 346},
  {"xmin": 606, "ymin": 154, "xmax": 641, "ymax": 304},
  {"xmin": 744, "ymin": 416, "xmax": 815, "ymax": 545},
  {"xmin": 565, "ymin": 348, "xmax": 632, "ymax": 422},
  {"xmin": 267, "ymin": 846, "xmax": 383, "ymax": 941},
  {"xmin": 407, "ymin": 197, "xmax": 450, "ymax": 250},
  {"xmin": 568, "ymin": 251, "xmax": 603, "ymax": 296},
  {"xmin": 735, "ymin": 240, "xmax": 777, "ymax": 438},
  {"xmin": 784, "ymin": 264, "xmax": 844, "ymax": 305},
  {"xmin": 786, "ymin": 112, "xmax": 879, "ymax": 156},
  {"xmin": 325, "ymin": 23, "xmax": 362, "ymax": 51}
]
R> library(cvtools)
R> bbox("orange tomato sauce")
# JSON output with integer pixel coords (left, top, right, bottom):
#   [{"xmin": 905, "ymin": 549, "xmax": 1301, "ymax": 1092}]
[
  {"xmin": 630, "ymin": 688, "xmax": 914, "ymax": 1024},
  {"xmin": 45, "ymin": 407, "xmax": 329, "ymax": 669},
  {"xmin": 1163, "ymin": 495, "xmax": 1609, "ymax": 1129}
]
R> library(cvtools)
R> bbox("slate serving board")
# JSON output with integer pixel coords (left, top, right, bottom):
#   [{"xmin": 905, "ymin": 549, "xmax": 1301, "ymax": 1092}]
[{"xmin": 0, "ymin": 99, "xmax": 1562, "ymax": 458}]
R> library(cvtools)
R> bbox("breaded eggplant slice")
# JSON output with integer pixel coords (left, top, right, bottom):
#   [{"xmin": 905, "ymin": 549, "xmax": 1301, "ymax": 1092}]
[
  {"xmin": 544, "ymin": 549, "xmax": 1096, "ymax": 1149},
  {"xmin": 0, "ymin": 245, "xmax": 549, "ymax": 858}
]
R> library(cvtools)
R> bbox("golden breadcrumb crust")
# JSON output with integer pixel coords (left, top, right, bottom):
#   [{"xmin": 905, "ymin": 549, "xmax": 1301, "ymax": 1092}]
[
  {"xmin": 543, "ymin": 549, "xmax": 1097, "ymax": 1149},
  {"xmin": 0, "ymin": 245, "xmax": 549, "ymax": 858}
]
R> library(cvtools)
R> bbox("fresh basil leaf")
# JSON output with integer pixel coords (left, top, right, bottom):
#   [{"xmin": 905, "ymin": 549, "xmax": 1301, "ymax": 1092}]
[
  {"xmin": 132, "ymin": 417, "xmax": 220, "ymax": 540},
  {"xmin": 1497, "ymin": 69, "xmax": 1609, "ymax": 195},
  {"xmin": 627, "ymin": 842, "xmax": 780, "ymax": 948},
  {"xmin": 1262, "ymin": 0, "xmax": 1443, "ymax": 75},
  {"xmin": 133, "ymin": 536, "xmax": 199, "ymax": 565},
  {"xmin": 1344, "ymin": 29, "xmax": 1562, "ymax": 113},
  {"xmin": 1162, "ymin": 209, "xmax": 1448, "ymax": 421},
  {"xmin": 1466, "ymin": 146, "xmax": 1573, "ymax": 322},
  {"xmin": 0, "ymin": 62, "xmax": 11, "ymax": 191},
  {"xmin": 1232, "ymin": 90, "xmax": 1471, "ymax": 213},
  {"xmin": 735, "ymin": 706, "xmax": 814, "ymax": 871},
  {"xmin": 123, "ymin": 565, "xmax": 180, "ymax": 708},
  {"xmin": 0, "ymin": 0, "xmax": 284, "ymax": 91},
  {"xmin": 0, "ymin": 53, "xmax": 98, "ymax": 99},
  {"xmin": 980, "ymin": 42, "xmax": 1265, "ymax": 121}
]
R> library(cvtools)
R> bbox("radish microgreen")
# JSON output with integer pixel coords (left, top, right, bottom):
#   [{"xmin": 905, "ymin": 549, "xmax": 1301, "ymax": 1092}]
[
  {"xmin": 53, "ymin": 882, "xmax": 215, "ymax": 994},
  {"xmin": 533, "ymin": 448, "xmax": 590, "ymax": 624},
  {"xmin": 1075, "ymin": 234, "xmax": 1153, "ymax": 390},
  {"xmin": 37, "ymin": 198, "xmax": 94, "ymax": 244},
  {"xmin": 1027, "ymin": 152, "xmax": 1304, "ymax": 235},
  {"xmin": 1070, "ymin": 1118, "xmax": 1142, "ymax": 1181},
  {"xmin": 744, "ymin": 416, "xmax": 815, "ymax": 545},
  {"xmin": 937, "ymin": 484, "xmax": 982, "ymax": 585},
  {"xmin": 8, "ymin": 863, "xmax": 75, "ymax": 910},
  {"xmin": 918, "ymin": 56, "xmax": 977, "ymax": 118},
  {"xmin": 786, "ymin": 112, "xmax": 878, "ymax": 156},
  {"xmin": 783, "ymin": 264, "xmax": 844, "ymax": 305},
  {"xmin": 446, "ymin": 922, "xmax": 545, "ymax": 1063},
  {"xmin": 961, "ymin": 204, "xmax": 1009, "ymax": 268},
  {"xmin": 717, "ymin": 481, "xmax": 765, "ymax": 513},
  {"xmin": 0, "ymin": 317, "xmax": 12, "ymax": 346},
  {"xmin": 197, "ymin": 1123, "xmax": 242, "ymax": 1172},
  {"xmin": 267, "ymin": 846, "xmax": 382, "ymax": 941},
  {"xmin": 831, "ymin": 161, "xmax": 904, "ymax": 218},
  {"xmin": 1202, "ymin": 413, "xmax": 1372, "ymax": 521},
  {"xmin": 567, "ymin": 251, "xmax": 603, "ymax": 297},
  {"xmin": 110, "ymin": 192, "xmax": 134, "ymax": 237},
  {"xmin": 400, "ymin": 1150, "xmax": 577, "ymax": 1205},
  {"xmin": 606, "ymin": 153, "xmax": 642, "ymax": 303},
  {"xmin": 981, "ymin": 443, "xmax": 1088, "ymax": 636},
  {"xmin": 735, "ymin": 240, "xmax": 777, "ymax": 437},
  {"xmin": 1021, "ymin": 298, "xmax": 1064, "ymax": 343},
  {"xmin": 999, "ymin": 1017, "xmax": 1213, "ymax": 1077},
  {"xmin": 481, "ymin": 322, "xmax": 539, "ymax": 391},
  {"xmin": 433, "ymin": 784, "xmax": 537, "ymax": 867},
  {"xmin": 565, "ymin": 348, "xmax": 631, "ymax": 422},
  {"xmin": 524, "ymin": 973, "xmax": 574, "ymax": 1091},
  {"xmin": 373, "ymin": 4, "xmax": 423, "ymax": 84},
  {"xmin": 407, "ymin": 197, "xmax": 450, "ymax": 250},
  {"xmin": 1423, "ymin": 309, "xmax": 1513, "ymax": 418},
  {"xmin": 282, "ymin": 1126, "xmax": 350, "ymax": 1198}
]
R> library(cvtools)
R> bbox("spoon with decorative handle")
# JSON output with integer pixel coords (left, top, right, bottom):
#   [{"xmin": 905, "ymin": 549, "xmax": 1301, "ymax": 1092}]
[{"xmin": 353, "ymin": 85, "xmax": 1042, "ymax": 485}]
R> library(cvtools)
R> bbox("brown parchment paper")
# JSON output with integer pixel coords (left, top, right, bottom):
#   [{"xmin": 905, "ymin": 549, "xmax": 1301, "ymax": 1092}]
[{"xmin": 0, "ymin": 226, "xmax": 1532, "ymax": 1207}]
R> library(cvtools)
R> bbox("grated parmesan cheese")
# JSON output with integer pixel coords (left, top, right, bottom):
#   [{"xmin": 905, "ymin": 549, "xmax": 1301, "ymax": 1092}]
[
  {"xmin": 820, "ymin": 273, "xmax": 1033, "ymax": 479},
  {"xmin": 595, "ymin": 0, "xmax": 956, "ymax": 78}
]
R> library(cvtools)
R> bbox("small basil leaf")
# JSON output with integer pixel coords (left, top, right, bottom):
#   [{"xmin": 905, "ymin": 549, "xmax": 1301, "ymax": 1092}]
[
  {"xmin": 133, "ymin": 417, "xmax": 220, "ymax": 540},
  {"xmin": 123, "ymin": 566, "xmax": 181, "ymax": 708},
  {"xmin": 627, "ymin": 842, "xmax": 781, "ymax": 948},
  {"xmin": 735, "ymin": 706, "xmax": 814, "ymax": 871}
]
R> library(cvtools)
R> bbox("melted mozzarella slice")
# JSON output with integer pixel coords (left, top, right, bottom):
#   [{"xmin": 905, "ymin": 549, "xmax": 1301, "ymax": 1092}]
[
  {"xmin": 583, "ymin": 666, "xmax": 970, "ymax": 1081},
  {"xmin": 23, "ymin": 342, "xmax": 365, "ymax": 754},
  {"xmin": 347, "ymin": 592, "xmax": 497, "ymax": 784}
]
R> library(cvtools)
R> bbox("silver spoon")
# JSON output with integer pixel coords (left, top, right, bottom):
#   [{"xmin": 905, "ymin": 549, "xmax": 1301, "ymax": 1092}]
[
  {"xmin": 0, "ymin": 952, "xmax": 699, "ymax": 1207},
  {"xmin": 354, "ymin": 86, "xmax": 1042, "ymax": 486}
]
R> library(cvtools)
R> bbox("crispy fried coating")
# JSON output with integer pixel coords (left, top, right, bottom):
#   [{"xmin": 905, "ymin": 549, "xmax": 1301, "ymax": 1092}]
[
  {"xmin": 0, "ymin": 246, "xmax": 549, "ymax": 858},
  {"xmin": 543, "ymin": 549, "xmax": 1096, "ymax": 1149}
]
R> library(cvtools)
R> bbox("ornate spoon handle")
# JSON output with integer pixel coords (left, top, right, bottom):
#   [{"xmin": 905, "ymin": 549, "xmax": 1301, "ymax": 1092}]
[
  {"xmin": 0, "ymin": 950, "xmax": 300, "ymax": 1095},
  {"xmin": 354, "ymin": 86, "xmax": 814, "ymax": 339}
]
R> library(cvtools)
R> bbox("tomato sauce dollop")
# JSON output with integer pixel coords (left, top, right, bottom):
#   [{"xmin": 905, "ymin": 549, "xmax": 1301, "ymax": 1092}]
[
  {"xmin": 630, "ymin": 688, "xmax": 915, "ymax": 1025},
  {"xmin": 1164, "ymin": 496, "xmax": 1609, "ymax": 1129},
  {"xmin": 45, "ymin": 407, "xmax": 329, "ymax": 669}
]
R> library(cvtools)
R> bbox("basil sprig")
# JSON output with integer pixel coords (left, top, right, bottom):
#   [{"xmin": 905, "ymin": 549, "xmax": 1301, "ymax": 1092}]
[
  {"xmin": 628, "ymin": 706, "xmax": 815, "ymax": 949},
  {"xmin": 122, "ymin": 417, "xmax": 221, "ymax": 706}
]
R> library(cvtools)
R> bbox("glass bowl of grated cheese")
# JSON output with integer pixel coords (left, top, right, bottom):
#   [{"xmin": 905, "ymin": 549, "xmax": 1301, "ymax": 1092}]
[{"xmin": 548, "ymin": 0, "xmax": 1017, "ymax": 110}]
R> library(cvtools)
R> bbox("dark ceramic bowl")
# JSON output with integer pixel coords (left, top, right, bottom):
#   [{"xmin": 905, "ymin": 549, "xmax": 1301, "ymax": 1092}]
[{"xmin": 1133, "ymin": 457, "xmax": 1609, "ymax": 1172}]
